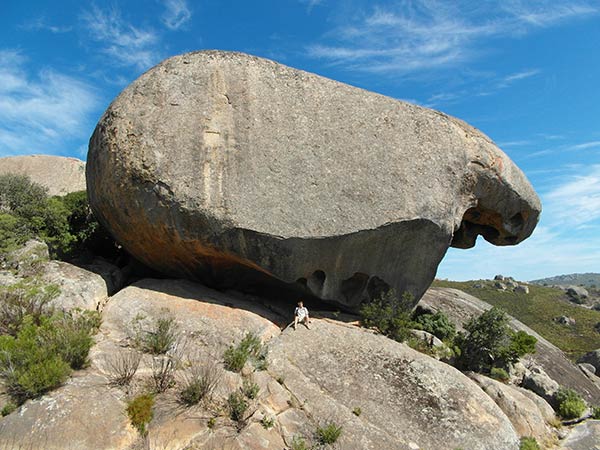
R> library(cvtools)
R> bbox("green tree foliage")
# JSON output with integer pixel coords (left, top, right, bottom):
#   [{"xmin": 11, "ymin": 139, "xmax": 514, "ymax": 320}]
[
  {"xmin": 0, "ymin": 310, "xmax": 100, "ymax": 405},
  {"xmin": 413, "ymin": 311, "xmax": 457, "ymax": 341},
  {"xmin": 456, "ymin": 307, "xmax": 537, "ymax": 372},
  {"xmin": 360, "ymin": 290, "xmax": 414, "ymax": 342},
  {"xmin": 555, "ymin": 388, "xmax": 586, "ymax": 419},
  {"xmin": 0, "ymin": 174, "xmax": 118, "ymax": 260}
]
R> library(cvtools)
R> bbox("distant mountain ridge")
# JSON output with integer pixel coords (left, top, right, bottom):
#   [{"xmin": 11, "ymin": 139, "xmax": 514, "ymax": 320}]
[{"xmin": 530, "ymin": 273, "xmax": 600, "ymax": 287}]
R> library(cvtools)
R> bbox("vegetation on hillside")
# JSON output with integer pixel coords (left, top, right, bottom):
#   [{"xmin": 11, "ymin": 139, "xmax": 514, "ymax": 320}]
[
  {"xmin": 433, "ymin": 279, "xmax": 600, "ymax": 360},
  {"xmin": 531, "ymin": 273, "xmax": 600, "ymax": 288}
]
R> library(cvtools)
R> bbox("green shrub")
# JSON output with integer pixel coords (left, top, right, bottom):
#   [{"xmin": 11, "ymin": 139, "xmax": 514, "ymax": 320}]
[
  {"xmin": 227, "ymin": 391, "xmax": 249, "ymax": 423},
  {"xmin": 179, "ymin": 361, "xmax": 220, "ymax": 406},
  {"xmin": 0, "ymin": 279, "xmax": 59, "ymax": 336},
  {"xmin": 0, "ymin": 311, "xmax": 98, "ymax": 404},
  {"xmin": 555, "ymin": 388, "xmax": 586, "ymax": 419},
  {"xmin": 126, "ymin": 393, "xmax": 154, "ymax": 436},
  {"xmin": 360, "ymin": 290, "xmax": 414, "ymax": 342},
  {"xmin": 413, "ymin": 311, "xmax": 456, "ymax": 341},
  {"xmin": 260, "ymin": 415, "xmax": 274, "ymax": 429},
  {"xmin": 490, "ymin": 367, "xmax": 510, "ymax": 382},
  {"xmin": 592, "ymin": 406, "xmax": 600, "ymax": 419},
  {"xmin": 140, "ymin": 316, "xmax": 178, "ymax": 355},
  {"xmin": 315, "ymin": 422, "xmax": 343, "ymax": 445},
  {"xmin": 241, "ymin": 379, "xmax": 260, "ymax": 400},
  {"xmin": 456, "ymin": 307, "xmax": 537, "ymax": 373},
  {"xmin": 223, "ymin": 332, "xmax": 268, "ymax": 372},
  {"xmin": 352, "ymin": 406, "xmax": 362, "ymax": 416},
  {"xmin": 519, "ymin": 436, "xmax": 540, "ymax": 450},
  {"xmin": 207, "ymin": 417, "xmax": 216, "ymax": 429},
  {"xmin": 1, "ymin": 402, "xmax": 16, "ymax": 416},
  {"xmin": 290, "ymin": 435, "xmax": 308, "ymax": 450}
]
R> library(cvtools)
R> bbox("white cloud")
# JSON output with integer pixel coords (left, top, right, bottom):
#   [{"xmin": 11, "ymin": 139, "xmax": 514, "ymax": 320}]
[
  {"xmin": 20, "ymin": 17, "xmax": 72, "ymax": 33},
  {"xmin": 300, "ymin": 0, "xmax": 324, "ymax": 13},
  {"xmin": 568, "ymin": 141, "xmax": 600, "ymax": 151},
  {"xmin": 81, "ymin": 5, "xmax": 161, "ymax": 70},
  {"xmin": 307, "ymin": 1, "xmax": 597, "ymax": 74},
  {"xmin": 161, "ymin": 0, "xmax": 192, "ymax": 30},
  {"xmin": 0, "ymin": 50, "xmax": 99, "ymax": 157}
]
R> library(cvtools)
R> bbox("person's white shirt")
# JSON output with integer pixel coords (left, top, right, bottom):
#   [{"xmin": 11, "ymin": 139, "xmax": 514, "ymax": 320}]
[{"xmin": 295, "ymin": 306, "xmax": 308, "ymax": 320}]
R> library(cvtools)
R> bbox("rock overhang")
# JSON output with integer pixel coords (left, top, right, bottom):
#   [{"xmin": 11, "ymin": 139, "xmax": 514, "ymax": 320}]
[{"xmin": 87, "ymin": 50, "xmax": 541, "ymax": 310}]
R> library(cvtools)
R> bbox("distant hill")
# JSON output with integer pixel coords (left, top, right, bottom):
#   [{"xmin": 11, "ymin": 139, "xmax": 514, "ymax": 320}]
[{"xmin": 530, "ymin": 273, "xmax": 600, "ymax": 287}]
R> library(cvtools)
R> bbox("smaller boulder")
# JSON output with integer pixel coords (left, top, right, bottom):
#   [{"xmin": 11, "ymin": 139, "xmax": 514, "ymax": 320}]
[
  {"xmin": 578, "ymin": 350, "xmax": 600, "ymax": 374},
  {"xmin": 6, "ymin": 239, "xmax": 49, "ymax": 276},
  {"xmin": 494, "ymin": 275, "xmax": 505, "ymax": 281},
  {"xmin": 409, "ymin": 329, "xmax": 444, "ymax": 348},
  {"xmin": 514, "ymin": 285, "xmax": 530, "ymax": 294},
  {"xmin": 567, "ymin": 286, "xmax": 589, "ymax": 299},
  {"xmin": 495, "ymin": 281, "xmax": 507, "ymax": 291},
  {"xmin": 554, "ymin": 316, "xmax": 576, "ymax": 326},
  {"xmin": 522, "ymin": 366, "xmax": 560, "ymax": 404}
]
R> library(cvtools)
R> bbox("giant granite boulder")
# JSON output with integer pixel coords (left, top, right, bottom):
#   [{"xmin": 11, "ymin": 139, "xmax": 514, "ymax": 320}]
[
  {"xmin": 0, "ymin": 155, "xmax": 86, "ymax": 196},
  {"xmin": 87, "ymin": 50, "xmax": 541, "ymax": 309}
]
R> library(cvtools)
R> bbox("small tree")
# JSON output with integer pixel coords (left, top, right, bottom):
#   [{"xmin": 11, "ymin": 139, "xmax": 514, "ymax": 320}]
[
  {"xmin": 360, "ymin": 290, "xmax": 414, "ymax": 342},
  {"xmin": 413, "ymin": 311, "xmax": 456, "ymax": 341},
  {"xmin": 456, "ymin": 307, "xmax": 536, "ymax": 373}
]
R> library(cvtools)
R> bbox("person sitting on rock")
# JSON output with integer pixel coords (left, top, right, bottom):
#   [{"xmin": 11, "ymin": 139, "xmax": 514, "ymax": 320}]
[{"xmin": 294, "ymin": 301, "xmax": 310, "ymax": 330}]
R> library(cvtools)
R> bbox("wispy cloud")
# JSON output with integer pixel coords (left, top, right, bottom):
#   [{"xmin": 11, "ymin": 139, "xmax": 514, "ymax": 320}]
[
  {"xmin": 307, "ymin": 1, "xmax": 598, "ymax": 74},
  {"xmin": 0, "ymin": 50, "xmax": 99, "ymax": 156},
  {"xmin": 161, "ymin": 0, "xmax": 192, "ymax": 30},
  {"xmin": 300, "ymin": 0, "xmax": 324, "ymax": 13},
  {"xmin": 80, "ymin": 5, "xmax": 161, "ymax": 70},
  {"xmin": 496, "ymin": 69, "xmax": 540, "ymax": 88},
  {"xmin": 568, "ymin": 141, "xmax": 600, "ymax": 151},
  {"xmin": 20, "ymin": 17, "xmax": 72, "ymax": 33}
]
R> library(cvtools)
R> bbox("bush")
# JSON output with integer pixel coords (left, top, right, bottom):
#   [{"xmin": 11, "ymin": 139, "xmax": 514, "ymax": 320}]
[
  {"xmin": 0, "ymin": 279, "xmax": 59, "ymax": 336},
  {"xmin": 151, "ymin": 356, "xmax": 176, "ymax": 393},
  {"xmin": 290, "ymin": 435, "xmax": 308, "ymax": 450},
  {"xmin": 360, "ymin": 290, "xmax": 414, "ymax": 342},
  {"xmin": 456, "ymin": 307, "xmax": 537, "ymax": 373},
  {"xmin": 260, "ymin": 415, "xmax": 274, "ymax": 429},
  {"xmin": 107, "ymin": 350, "xmax": 141, "ymax": 386},
  {"xmin": 1, "ymin": 402, "xmax": 16, "ymax": 416},
  {"xmin": 592, "ymin": 406, "xmax": 600, "ymax": 419},
  {"xmin": 489, "ymin": 367, "xmax": 510, "ymax": 382},
  {"xmin": 0, "ymin": 311, "xmax": 99, "ymax": 404},
  {"xmin": 0, "ymin": 175, "xmax": 118, "ymax": 260},
  {"xmin": 223, "ymin": 333, "xmax": 268, "ymax": 372},
  {"xmin": 179, "ymin": 361, "xmax": 220, "ymax": 406},
  {"xmin": 352, "ymin": 406, "xmax": 362, "ymax": 416},
  {"xmin": 555, "ymin": 388, "xmax": 586, "ymax": 419},
  {"xmin": 126, "ymin": 393, "xmax": 154, "ymax": 436},
  {"xmin": 519, "ymin": 437, "xmax": 540, "ymax": 450},
  {"xmin": 413, "ymin": 311, "xmax": 456, "ymax": 341},
  {"xmin": 241, "ymin": 379, "xmax": 260, "ymax": 400},
  {"xmin": 315, "ymin": 422, "xmax": 343, "ymax": 445},
  {"xmin": 227, "ymin": 391, "xmax": 249, "ymax": 423},
  {"xmin": 137, "ymin": 315, "xmax": 178, "ymax": 355}
]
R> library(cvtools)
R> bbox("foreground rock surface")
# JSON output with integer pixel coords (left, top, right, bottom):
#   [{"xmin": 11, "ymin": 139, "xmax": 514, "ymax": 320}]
[
  {"xmin": 87, "ymin": 50, "xmax": 541, "ymax": 310},
  {"xmin": 1, "ymin": 279, "xmax": 522, "ymax": 449},
  {"xmin": 420, "ymin": 287, "xmax": 600, "ymax": 404},
  {"xmin": 0, "ymin": 155, "xmax": 86, "ymax": 196}
]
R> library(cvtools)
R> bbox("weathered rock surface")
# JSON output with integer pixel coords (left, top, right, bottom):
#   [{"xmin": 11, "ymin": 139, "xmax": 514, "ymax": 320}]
[
  {"xmin": 468, "ymin": 372, "xmax": 556, "ymax": 443},
  {"xmin": 1, "ymin": 278, "xmax": 523, "ymax": 449},
  {"xmin": 419, "ymin": 287, "xmax": 600, "ymax": 404},
  {"xmin": 0, "ymin": 155, "xmax": 86, "ymax": 196},
  {"xmin": 560, "ymin": 420, "xmax": 600, "ymax": 450},
  {"xmin": 522, "ymin": 366, "xmax": 560, "ymax": 404},
  {"xmin": 567, "ymin": 286, "xmax": 589, "ymax": 299},
  {"xmin": 87, "ymin": 50, "xmax": 541, "ymax": 310},
  {"xmin": 0, "ymin": 372, "xmax": 137, "ymax": 450}
]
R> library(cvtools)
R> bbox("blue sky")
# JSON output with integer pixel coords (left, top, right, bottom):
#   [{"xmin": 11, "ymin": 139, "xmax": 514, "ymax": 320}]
[{"xmin": 1, "ymin": 0, "xmax": 599, "ymax": 281}]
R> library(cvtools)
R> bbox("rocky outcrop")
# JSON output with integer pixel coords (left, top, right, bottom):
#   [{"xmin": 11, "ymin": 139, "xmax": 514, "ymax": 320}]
[
  {"xmin": 468, "ymin": 372, "xmax": 555, "ymax": 444},
  {"xmin": 2, "ymin": 278, "xmax": 522, "ymax": 450},
  {"xmin": 578, "ymin": 350, "xmax": 600, "ymax": 373},
  {"xmin": 419, "ymin": 287, "xmax": 600, "ymax": 404},
  {"xmin": 0, "ymin": 155, "xmax": 86, "ymax": 196},
  {"xmin": 560, "ymin": 420, "xmax": 600, "ymax": 450},
  {"xmin": 87, "ymin": 50, "xmax": 541, "ymax": 310}
]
